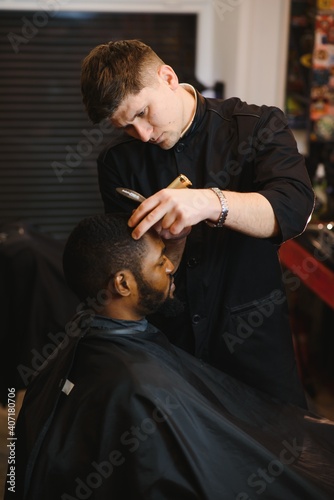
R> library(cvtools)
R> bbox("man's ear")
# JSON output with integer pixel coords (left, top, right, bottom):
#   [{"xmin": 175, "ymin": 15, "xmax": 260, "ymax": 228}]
[
  {"xmin": 157, "ymin": 64, "xmax": 179, "ymax": 89},
  {"xmin": 110, "ymin": 271, "xmax": 132, "ymax": 297}
]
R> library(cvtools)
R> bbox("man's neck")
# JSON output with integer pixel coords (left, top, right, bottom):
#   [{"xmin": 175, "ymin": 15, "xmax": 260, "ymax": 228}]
[{"xmin": 100, "ymin": 305, "xmax": 145, "ymax": 322}]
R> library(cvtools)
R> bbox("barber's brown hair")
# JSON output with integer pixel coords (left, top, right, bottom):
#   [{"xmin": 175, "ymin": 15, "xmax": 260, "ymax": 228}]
[{"xmin": 81, "ymin": 39, "xmax": 164, "ymax": 123}]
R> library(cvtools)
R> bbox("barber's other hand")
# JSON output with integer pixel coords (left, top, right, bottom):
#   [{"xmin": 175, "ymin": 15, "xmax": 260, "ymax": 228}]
[{"xmin": 128, "ymin": 188, "xmax": 218, "ymax": 239}]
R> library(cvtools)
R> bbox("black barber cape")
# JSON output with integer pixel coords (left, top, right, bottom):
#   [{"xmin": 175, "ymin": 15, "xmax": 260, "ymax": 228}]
[{"xmin": 6, "ymin": 313, "xmax": 334, "ymax": 500}]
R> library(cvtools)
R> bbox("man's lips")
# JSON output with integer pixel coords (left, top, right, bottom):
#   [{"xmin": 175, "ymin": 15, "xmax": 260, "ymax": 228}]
[{"xmin": 153, "ymin": 133, "xmax": 163, "ymax": 144}]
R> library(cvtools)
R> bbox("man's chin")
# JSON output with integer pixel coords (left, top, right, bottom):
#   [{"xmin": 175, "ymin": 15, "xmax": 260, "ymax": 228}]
[
  {"xmin": 155, "ymin": 296, "xmax": 185, "ymax": 317},
  {"xmin": 158, "ymin": 142, "xmax": 173, "ymax": 151},
  {"xmin": 158, "ymin": 134, "xmax": 179, "ymax": 150}
]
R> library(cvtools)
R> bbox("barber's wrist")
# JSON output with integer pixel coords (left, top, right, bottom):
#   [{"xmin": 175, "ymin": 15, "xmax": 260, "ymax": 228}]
[{"xmin": 205, "ymin": 187, "xmax": 229, "ymax": 227}]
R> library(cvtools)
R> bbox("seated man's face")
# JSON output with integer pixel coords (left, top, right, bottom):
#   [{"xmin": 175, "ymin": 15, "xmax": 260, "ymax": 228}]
[{"xmin": 133, "ymin": 232, "xmax": 178, "ymax": 317}]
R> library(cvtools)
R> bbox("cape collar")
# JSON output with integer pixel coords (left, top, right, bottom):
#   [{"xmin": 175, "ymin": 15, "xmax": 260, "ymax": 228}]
[{"xmin": 90, "ymin": 314, "xmax": 148, "ymax": 334}]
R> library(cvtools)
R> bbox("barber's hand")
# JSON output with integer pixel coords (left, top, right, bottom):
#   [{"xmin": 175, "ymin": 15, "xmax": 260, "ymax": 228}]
[
  {"xmin": 158, "ymin": 226, "xmax": 192, "ymax": 241},
  {"xmin": 128, "ymin": 188, "xmax": 217, "ymax": 239}
]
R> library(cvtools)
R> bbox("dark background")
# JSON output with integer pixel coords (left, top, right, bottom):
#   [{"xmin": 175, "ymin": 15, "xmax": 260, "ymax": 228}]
[{"xmin": 0, "ymin": 11, "xmax": 197, "ymax": 240}]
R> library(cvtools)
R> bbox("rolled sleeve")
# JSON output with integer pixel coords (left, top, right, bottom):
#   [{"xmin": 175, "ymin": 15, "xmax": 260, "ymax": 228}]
[{"xmin": 253, "ymin": 107, "xmax": 315, "ymax": 241}]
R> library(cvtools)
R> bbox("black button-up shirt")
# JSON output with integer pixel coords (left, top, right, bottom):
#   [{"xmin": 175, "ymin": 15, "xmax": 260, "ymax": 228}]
[{"xmin": 97, "ymin": 94, "xmax": 314, "ymax": 407}]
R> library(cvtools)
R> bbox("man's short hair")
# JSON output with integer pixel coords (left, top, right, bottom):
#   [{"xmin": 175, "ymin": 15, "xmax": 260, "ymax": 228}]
[
  {"xmin": 81, "ymin": 39, "xmax": 164, "ymax": 124},
  {"xmin": 62, "ymin": 213, "xmax": 147, "ymax": 301}
]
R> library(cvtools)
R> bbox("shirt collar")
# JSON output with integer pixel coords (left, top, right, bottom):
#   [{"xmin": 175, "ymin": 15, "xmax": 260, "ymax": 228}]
[
  {"xmin": 179, "ymin": 83, "xmax": 198, "ymax": 139},
  {"xmin": 178, "ymin": 85, "xmax": 207, "ymax": 139}
]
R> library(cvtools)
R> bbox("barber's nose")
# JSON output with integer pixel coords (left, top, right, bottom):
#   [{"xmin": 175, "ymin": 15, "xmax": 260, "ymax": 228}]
[{"xmin": 133, "ymin": 123, "xmax": 153, "ymax": 142}]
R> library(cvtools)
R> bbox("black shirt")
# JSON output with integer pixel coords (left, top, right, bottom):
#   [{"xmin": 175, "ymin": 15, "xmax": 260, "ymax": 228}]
[{"xmin": 97, "ymin": 94, "xmax": 314, "ymax": 406}]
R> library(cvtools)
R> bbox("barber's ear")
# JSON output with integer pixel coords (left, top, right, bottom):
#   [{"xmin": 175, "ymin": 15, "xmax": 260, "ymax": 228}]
[
  {"xmin": 158, "ymin": 65, "xmax": 178, "ymax": 89},
  {"xmin": 111, "ymin": 271, "xmax": 132, "ymax": 297}
]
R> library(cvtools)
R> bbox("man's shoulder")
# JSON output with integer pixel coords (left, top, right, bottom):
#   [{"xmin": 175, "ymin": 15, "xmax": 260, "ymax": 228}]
[{"xmin": 207, "ymin": 96, "xmax": 284, "ymax": 123}]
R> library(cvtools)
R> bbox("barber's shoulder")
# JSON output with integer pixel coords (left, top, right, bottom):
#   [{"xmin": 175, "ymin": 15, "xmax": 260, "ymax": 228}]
[
  {"xmin": 206, "ymin": 96, "xmax": 263, "ymax": 122},
  {"xmin": 231, "ymin": 99, "xmax": 289, "ymax": 135},
  {"xmin": 238, "ymin": 101, "xmax": 289, "ymax": 126},
  {"xmin": 207, "ymin": 98, "xmax": 289, "ymax": 145},
  {"xmin": 215, "ymin": 97, "xmax": 287, "ymax": 122},
  {"xmin": 97, "ymin": 134, "xmax": 137, "ymax": 163},
  {"xmin": 104, "ymin": 131, "xmax": 135, "ymax": 150},
  {"xmin": 230, "ymin": 98, "xmax": 263, "ymax": 118}
]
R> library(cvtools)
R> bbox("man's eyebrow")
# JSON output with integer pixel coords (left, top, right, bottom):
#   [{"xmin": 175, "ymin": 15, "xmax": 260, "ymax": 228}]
[{"xmin": 113, "ymin": 109, "xmax": 142, "ymax": 129}]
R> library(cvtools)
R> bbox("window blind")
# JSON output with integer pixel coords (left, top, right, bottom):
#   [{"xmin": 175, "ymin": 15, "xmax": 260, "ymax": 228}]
[{"xmin": 0, "ymin": 11, "xmax": 197, "ymax": 240}]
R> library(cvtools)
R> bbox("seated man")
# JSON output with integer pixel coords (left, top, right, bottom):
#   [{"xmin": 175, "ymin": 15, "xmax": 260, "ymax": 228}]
[{"xmin": 7, "ymin": 213, "xmax": 334, "ymax": 500}]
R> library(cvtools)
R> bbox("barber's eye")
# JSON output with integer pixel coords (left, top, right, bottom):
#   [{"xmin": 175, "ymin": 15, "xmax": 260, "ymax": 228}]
[{"xmin": 137, "ymin": 108, "xmax": 147, "ymax": 118}]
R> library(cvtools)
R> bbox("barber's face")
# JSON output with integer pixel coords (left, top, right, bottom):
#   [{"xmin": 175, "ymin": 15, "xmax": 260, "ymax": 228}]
[
  {"xmin": 110, "ymin": 65, "xmax": 185, "ymax": 150},
  {"xmin": 134, "ymin": 233, "xmax": 176, "ymax": 316}
]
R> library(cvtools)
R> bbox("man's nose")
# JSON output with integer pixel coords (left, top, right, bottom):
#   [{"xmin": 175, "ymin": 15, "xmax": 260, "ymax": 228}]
[
  {"xmin": 133, "ymin": 123, "xmax": 153, "ymax": 142},
  {"xmin": 166, "ymin": 258, "xmax": 175, "ymax": 275}
]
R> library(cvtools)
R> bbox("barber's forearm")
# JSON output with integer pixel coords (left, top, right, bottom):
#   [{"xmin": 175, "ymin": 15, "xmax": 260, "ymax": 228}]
[
  {"xmin": 207, "ymin": 190, "xmax": 280, "ymax": 238},
  {"xmin": 128, "ymin": 188, "xmax": 279, "ymax": 240}
]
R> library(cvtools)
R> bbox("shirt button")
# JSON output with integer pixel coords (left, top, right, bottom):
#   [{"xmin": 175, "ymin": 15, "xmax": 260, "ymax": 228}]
[
  {"xmin": 175, "ymin": 143, "xmax": 185, "ymax": 152},
  {"xmin": 192, "ymin": 314, "xmax": 201, "ymax": 324},
  {"xmin": 187, "ymin": 257, "xmax": 198, "ymax": 268}
]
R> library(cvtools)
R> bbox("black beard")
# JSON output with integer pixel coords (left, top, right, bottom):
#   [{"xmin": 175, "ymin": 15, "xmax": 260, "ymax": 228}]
[
  {"xmin": 154, "ymin": 295, "xmax": 185, "ymax": 317},
  {"xmin": 135, "ymin": 272, "xmax": 184, "ymax": 317}
]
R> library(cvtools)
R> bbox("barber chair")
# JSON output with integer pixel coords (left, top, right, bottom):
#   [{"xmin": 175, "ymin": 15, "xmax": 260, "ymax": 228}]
[{"xmin": 0, "ymin": 221, "xmax": 78, "ymax": 406}]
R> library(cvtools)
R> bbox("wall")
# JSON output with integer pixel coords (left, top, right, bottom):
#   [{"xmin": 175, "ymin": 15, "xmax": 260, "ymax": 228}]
[
  {"xmin": 3, "ymin": 0, "xmax": 290, "ymax": 107},
  {"xmin": 0, "ymin": 9, "xmax": 198, "ymax": 238},
  {"xmin": 210, "ymin": 0, "xmax": 307, "ymax": 153},
  {"xmin": 3, "ymin": 1, "xmax": 304, "ymax": 151},
  {"xmin": 212, "ymin": 0, "xmax": 291, "ymax": 108}
]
